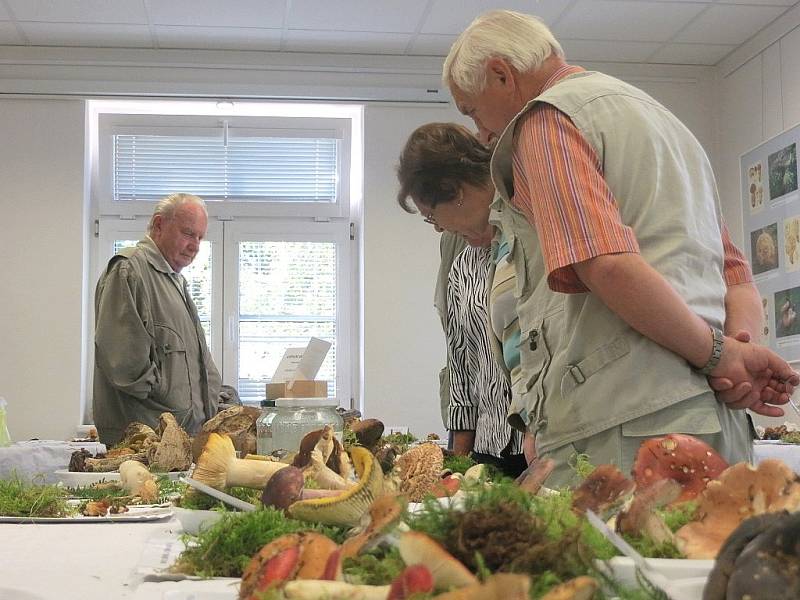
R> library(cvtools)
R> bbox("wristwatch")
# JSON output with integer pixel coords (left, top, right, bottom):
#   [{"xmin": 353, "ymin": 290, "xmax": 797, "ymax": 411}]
[{"xmin": 696, "ymin": 326, "xmax": 724, "ymax": 375}]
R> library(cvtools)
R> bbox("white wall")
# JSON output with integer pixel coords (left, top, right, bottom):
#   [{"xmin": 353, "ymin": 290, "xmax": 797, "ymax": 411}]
[
  {"xmin": 0, "ymin": 99, "xmax": 88, "ymax": 441},
  {"xmin": 0, "ymin": 52, "xmax": 718, "ymax": 442},
  {"xmin": 714, "ymin": 12, "xmax": 800, "ymax": 428}
]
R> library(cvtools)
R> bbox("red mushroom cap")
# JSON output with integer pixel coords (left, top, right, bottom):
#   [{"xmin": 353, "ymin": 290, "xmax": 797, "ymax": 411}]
[{"xmin": 632, "ymin": 433, "xmax": 728, "ymax": 504}]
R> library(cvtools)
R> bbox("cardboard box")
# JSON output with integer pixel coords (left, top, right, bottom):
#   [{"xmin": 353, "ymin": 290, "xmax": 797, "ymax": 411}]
[{"xmin": 266, "ymin": 380, "xmax": 328, "ymax": 400}]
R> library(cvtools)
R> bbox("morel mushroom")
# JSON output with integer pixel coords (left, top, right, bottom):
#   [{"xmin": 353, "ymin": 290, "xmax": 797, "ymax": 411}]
[
  {"xmin": 193, "ymin": 432, "xmax": 288, "ymax": 490},
  {"xmin": 394, "ymin": 443, "xmax": 444, "ymax": 503}
]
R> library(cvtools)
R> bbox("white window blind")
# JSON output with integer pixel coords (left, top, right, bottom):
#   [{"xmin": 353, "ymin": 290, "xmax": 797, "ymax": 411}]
[{"xmin": 113, "ymin": 135, "xmax": 338, "ymax": 203}]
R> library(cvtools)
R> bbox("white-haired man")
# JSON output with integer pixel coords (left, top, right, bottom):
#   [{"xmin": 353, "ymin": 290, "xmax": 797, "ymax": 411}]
[
  {"xmin": 93, "ymin": 193, "xmax": 221, "ymax": 445},
  {"xmin": 443, "ymin": 10, "xmax": 798, "ymax": 484}
]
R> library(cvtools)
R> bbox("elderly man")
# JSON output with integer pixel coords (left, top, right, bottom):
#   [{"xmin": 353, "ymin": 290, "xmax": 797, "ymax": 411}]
[
  {"xmin": 442, "ymin": 10, "xmax": 798, "ymax": 484},
  {"xmin": 93, "ymin": 193, "xmax": 221, "ymax": 445}
]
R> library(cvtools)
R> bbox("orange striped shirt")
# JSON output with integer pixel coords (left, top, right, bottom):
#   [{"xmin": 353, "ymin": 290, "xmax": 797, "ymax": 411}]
[{"xmin": 511, "ymin": 65, "xmax": 752, "ymax": 293}]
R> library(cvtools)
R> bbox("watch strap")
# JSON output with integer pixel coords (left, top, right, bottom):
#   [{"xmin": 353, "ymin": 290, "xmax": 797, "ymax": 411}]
[{"xmin": 696, "ymin": 326, "xmax": 724, "ymax": 375}]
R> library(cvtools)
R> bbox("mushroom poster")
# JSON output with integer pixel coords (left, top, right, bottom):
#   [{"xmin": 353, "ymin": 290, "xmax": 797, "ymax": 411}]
[{"xmin": 741, "ymin": 122, "xmax": 800, "ymax": 362}]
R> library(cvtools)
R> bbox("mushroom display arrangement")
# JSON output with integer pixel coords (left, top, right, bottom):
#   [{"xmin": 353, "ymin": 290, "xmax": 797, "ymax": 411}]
[{"xmin": 68, "ymin": 412, "xmax": 192, "ymax": 473}]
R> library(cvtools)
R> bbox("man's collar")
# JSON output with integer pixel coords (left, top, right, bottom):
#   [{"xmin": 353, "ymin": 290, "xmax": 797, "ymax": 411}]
[
  {"xmin": 139, "ymin": 235, "xmax": 175, "ymax": 275},
  {"xmin": 540, "ymin": 63, "xmax": 585, "ymax": 93}
]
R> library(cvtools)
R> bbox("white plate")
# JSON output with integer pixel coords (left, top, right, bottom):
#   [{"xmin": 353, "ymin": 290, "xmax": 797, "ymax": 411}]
[
  {"xmin": 54, "ymin": 469, "xmax": 188, "ymax": 487},
  {"xmin": 0, "ymin": 506, "xmax": 174, "ymax": 523},
  {"xmin": 162, "ymin": 592, "xmax": 236, "ymax": 600},
  {"xmin": 173, "ymin": 507, "xmax": 225, "ymax": 534},
  {"xmin": 599, "ymin": 557, "xmax": 713, "ymax": 589}
]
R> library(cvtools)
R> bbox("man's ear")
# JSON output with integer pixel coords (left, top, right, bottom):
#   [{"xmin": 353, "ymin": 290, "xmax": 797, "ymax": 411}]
[{"xmin": 486, "ymin": 57, "xmax": 515, "ymax": 91}]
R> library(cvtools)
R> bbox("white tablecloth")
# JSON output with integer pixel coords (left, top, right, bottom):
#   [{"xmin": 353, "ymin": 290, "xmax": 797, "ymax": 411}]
[
  {"xmin": 753, "ymin": 440, "xmax": 800, "ymax": 473},
  {"xmin": 0, "ymin": 440, "xmax": 106, "ymax": 483},
  {"xmin": 0, "ymin": 516, "xmax": 240, "ymax": 600}
]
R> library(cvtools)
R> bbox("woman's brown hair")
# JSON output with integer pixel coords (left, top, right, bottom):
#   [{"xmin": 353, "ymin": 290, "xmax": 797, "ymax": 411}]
[{"xmin": 396, "ymin": 122, "xmax": 492, "ymax": 213}]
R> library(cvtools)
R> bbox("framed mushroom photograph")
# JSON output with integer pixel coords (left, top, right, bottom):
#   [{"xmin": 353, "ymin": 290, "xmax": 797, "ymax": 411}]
[
  {"xmin": 750, "ymin": 223, "xmax": 780, "ymax": 275},
  {"xmin": 747, "ymin": 160, "xmax": 764, "ymax": 213},
  {"xmin": 785, "ymin": 216, "xmax": 800, "ymax": 272},
  {"xmin": 775, "ymin": 287, "xmax": 800, "ymax": 338},
  {"xmin": 768, "ymin": 142, "xmax": 798, "ymax": 201}
]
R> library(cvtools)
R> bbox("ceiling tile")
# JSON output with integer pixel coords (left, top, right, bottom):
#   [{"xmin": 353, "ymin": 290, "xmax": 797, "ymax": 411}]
[
  {"xmin": 554, "ymin": 0, "xmax": 707, "ymax": 43},
  {"xmin": 0, "ymin": 22, "xmax": 24, "ymax": 44},
  {"xmin": 21, "ymin": 23, "xmax": 153, "ymax": 47},
  {"xmin": 283, "ymin": 30, "xmax": 412, "ymax": 54},
  {"xmin": 155, "ymin": 26, "xmax": 282, "ymax": 51},
  {"xmin": 148, "ymin": 0, "xmax": 285, "ymax": 29},
  {"xmin": 6, "ymin": 0, "xmax": 148, "ymax": 24},
  {"xmin": 408, "ymin": 33, "xmax": 458, "ymax": 56},
  {"xmin": 561, "ymin": 39, "xmax": 662, "ymax": 63},
  {"xmin": 649, "ymin": 43, "xmax": 737, "ymax": 65},
  {"xmin": 479, "ymin": 0, "xmax": 571, "ymax": 25},
  {"xmin": 422, "ymin": 0, "xmax": 576, "ymax": 35},
  {"xmin": 421, "ymin": 0, "xmax": 482, "ymax": 35},
  {"xmin": 716, "ymin": 0, "xmax": 795, "ymax": 5},
  {"xmin": 674, "ymin": 4, "xmax": 787, "ymax": 45},
  {"xmin": 287, "ymin": 0, "xmax": 429, "ymax": 33}
]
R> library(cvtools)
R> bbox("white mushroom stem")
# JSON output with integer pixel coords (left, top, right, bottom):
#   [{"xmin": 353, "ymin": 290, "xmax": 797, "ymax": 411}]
[
  {"xmin": 193, "ymin": 432, "xmax": 288, "ymax": 489},
  {"xmin": 283, "ymin": 580, "xmax": 390, "ymax": 600},
  {"xmin": 308, "ymin": 448, "xmax": 352, "ymax": 490}
]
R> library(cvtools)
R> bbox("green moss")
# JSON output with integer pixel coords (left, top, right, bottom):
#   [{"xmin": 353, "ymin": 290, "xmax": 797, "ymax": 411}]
[
  {"xmin": 442, "ymin": 454, "xmax": 477, "ymax": 474},
  {"xmin": 172, "ymin": 507, "xmax": 348, "ymax": 578},
  {"xmin": 342, "ymin": 546, "xmax": 405, "ymax": 585},
  {"xmin": 0, "ymin": 475, "xmax": 72, "ymax": 517},
  {"xmin": 176, "ymin": 486, "xmax": 262, "ymax": 511},
  {"xmin": 659, "ymin": 500, "xmax": 697, "ymax": 533}
]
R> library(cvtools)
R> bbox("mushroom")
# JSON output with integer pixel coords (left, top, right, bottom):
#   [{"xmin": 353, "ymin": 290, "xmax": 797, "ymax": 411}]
[
  {"xmin": 676, "ymin": 459, "xmax": 800, "ymax": 559},
  {"xmin": 703, "ymin": 511, "xmax": 800, "ymax": 600},
  {"xmin": 282, "ymin": 580, "xmax": 390, "ymax": 600},
  {"xmin": 616, "ymin": 478, "xmax": 681, "ymax": 545},
  {"xmin": 571, "ymin": 464, "xmax": 636, "ymax": 518},
  {"xmin": 539, "ymin": 576, "xmax": 598, "ymax": 600},
  {"xmin": 118, "ymin": 459, "xmax": 158, "ymax": 503},
  {"xmin": 292, "ymin": 426, "xmax": 353, "ymax": 490},
  {"xmin": 429, "ymin": 573, "xmax": 532, "ymax": 600},
  {"xmin": 515, "ymin": 457, "xmax": 555, "ymax": 496},
  {"xmin": 148, "ymin": 412, "xmax": 192, "ymax": 472},
  {"xmin": 340, "ymin": 493, "xmax": 408, "ymax": 560},
  {"xmin": 632, "ymin": 433, "xmax": 728, "ymax": 504},
  {"xmin": 288, "ymin": 446, "xmax": 384, "ymax": 527},
  {"xmin": 117, "ymin": 422, "xmax": 160, "ymax": 452},
  {"xmin": 239, "ymin": 531, "xmax": 340, "ymax": 600},
  {"xmin": 261, "ymin": 465, "xmax": 343, "ymax": 512},
  {"xmin": 193, "ymin": 432, "xmax": 289, "ymax": 490},
  {"xmin": 397, "ymin": 531, "xmax": 478, "ymax": 589},
  {"xmin": 350, "ymin": 418, "xmax": 385, "ymax": 449},
  {"xmin": 394, "ymin": 443, "xmax": 445, "ymax": 503},
  {"xmin": 387, "ymin": 565, "xmax": 435, "ymax": 600}
]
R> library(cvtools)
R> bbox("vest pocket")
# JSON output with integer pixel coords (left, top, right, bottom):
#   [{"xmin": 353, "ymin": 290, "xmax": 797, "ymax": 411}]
[
  {"xmin": 559, "ymin": 336, "xmax": 630, "ymax": 398},
  {"xmin": 152, "ymin": 324, "xmax": 192, "ymax": 412}
]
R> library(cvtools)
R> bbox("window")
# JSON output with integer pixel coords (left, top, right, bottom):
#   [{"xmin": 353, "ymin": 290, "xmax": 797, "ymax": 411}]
[{"xmin": 89, "ymin": 101, "xmax": 361, "ymax": 415}]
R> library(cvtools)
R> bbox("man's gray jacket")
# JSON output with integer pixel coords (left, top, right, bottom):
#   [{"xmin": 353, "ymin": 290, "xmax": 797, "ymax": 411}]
[{"xmin": 93, "ymin": 236, "xmax": 221, "ymax": 445}]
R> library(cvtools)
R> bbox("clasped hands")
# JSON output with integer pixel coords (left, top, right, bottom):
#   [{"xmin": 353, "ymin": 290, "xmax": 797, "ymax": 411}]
[{"xmin": 708, "ymin": 330, "xmax": 800, "ymax": 416}]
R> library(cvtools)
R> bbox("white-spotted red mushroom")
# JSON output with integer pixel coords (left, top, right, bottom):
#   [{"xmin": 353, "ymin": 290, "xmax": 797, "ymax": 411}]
[{"xmin": 632, "ymin": 433, "xmax": 728, "ymax": 504}]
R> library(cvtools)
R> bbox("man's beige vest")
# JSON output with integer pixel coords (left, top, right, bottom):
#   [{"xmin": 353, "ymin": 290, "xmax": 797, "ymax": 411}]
[{"xmin": 489, "ymin": 70, "xmax": 742, "ymax": 454}]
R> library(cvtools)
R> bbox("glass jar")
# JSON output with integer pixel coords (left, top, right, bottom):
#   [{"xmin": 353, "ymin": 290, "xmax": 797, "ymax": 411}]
[
  {"xmin": 256, "ymin": 400, "xmax": 278, "ymax": 456},
  {"xmin": 271, "ymin": 398, "xmax": 344, "ymax": 454}
]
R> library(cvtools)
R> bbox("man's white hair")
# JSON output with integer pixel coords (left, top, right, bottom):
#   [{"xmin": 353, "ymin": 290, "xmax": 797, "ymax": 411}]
[
  {"xmin": 443, "ymin": 10, "xmax": 564, "ymax": 95},
  {"xmin": 147, "ymin": 193, "xmax": 207, "ymax": 234}
]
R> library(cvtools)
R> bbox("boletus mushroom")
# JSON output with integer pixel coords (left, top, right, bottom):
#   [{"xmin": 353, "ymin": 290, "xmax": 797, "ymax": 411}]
[
  {"xmin": 261, "ymin": 465, "xmax": 343, "ymax": 512},
  {"xmin": 193, "ymin": 432, "xmax": 288, "ymax": 490},
  {"xmin": 571, "ymin": 464, "xmax": 636, "ymax": 518},
  {"xmin": 292, "ymin": 425, "xmax": 352, "ymax": 490}
]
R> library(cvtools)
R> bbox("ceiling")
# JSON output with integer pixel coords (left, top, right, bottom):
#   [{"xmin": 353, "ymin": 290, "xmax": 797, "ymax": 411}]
[{"xmin": 0, "ymin": 0, "xmax": 797, "ymax": 67}]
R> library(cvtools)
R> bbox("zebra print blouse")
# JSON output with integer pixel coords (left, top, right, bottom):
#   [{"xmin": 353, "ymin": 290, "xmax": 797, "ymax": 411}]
[{"xmin": 446, "ymin": 246, "xmax": 524, "ymax": 458}]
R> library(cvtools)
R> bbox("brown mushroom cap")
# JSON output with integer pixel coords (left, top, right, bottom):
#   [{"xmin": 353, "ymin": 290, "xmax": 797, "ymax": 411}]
[
  {"xmin": 351, "ymin": 418, "xmax": 385, "ymax": 448},
  {"xmin": 571, "ymin": 464, "xmax": 636, "ymax": 517},
  {"xmin": 632, "ymin": 433, "xmax": 728, "ymax": 504},
  {"xmin": 675, "ymin": 459, "xmax": 800, "ymax": 559},
  {"xmin": 262, "ymin": 466, "xmax": 305, "ymax": 511}
]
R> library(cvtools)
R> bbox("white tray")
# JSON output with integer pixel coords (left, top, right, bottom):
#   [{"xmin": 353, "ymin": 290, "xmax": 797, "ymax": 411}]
[
  {"xmin": 163, "ymin": 592, "xmax": 236, "ymax": 600},
  {"xmin": 599, "ymin": 557, "xmax": 713, "ymax": 600},
  {"xmin": 54, "ymin": 469, "xmax": 188, "ymax": 487},
  {"xmin": 173, "ymin": 507, "xmax": 224, "ymax": 535},
  {"xmin": 0, "ymin": 506, "xmax": 174, "ymax": 524}
]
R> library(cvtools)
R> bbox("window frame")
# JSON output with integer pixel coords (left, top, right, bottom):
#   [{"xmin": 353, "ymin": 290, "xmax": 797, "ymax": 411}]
[
  {"xmin": 96, "ymin": 113, "xmax": 351, "ymax": 219},
  {"xmin": 222, "ymin": 218, "xmax": 353, "ymax": 408}
]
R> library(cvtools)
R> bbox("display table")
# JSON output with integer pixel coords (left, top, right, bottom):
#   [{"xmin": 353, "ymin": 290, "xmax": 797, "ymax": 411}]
[
  {"xmin": 753, "ymin": 440, "xmax": 800, "ymax": 473},
  {"xmin": 0, "ymin": 440, "xmax": 106, "ymax": 483},
  {"xmin": 0, "ymin": 515, "xmax": 243, "ymax": 600}
]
